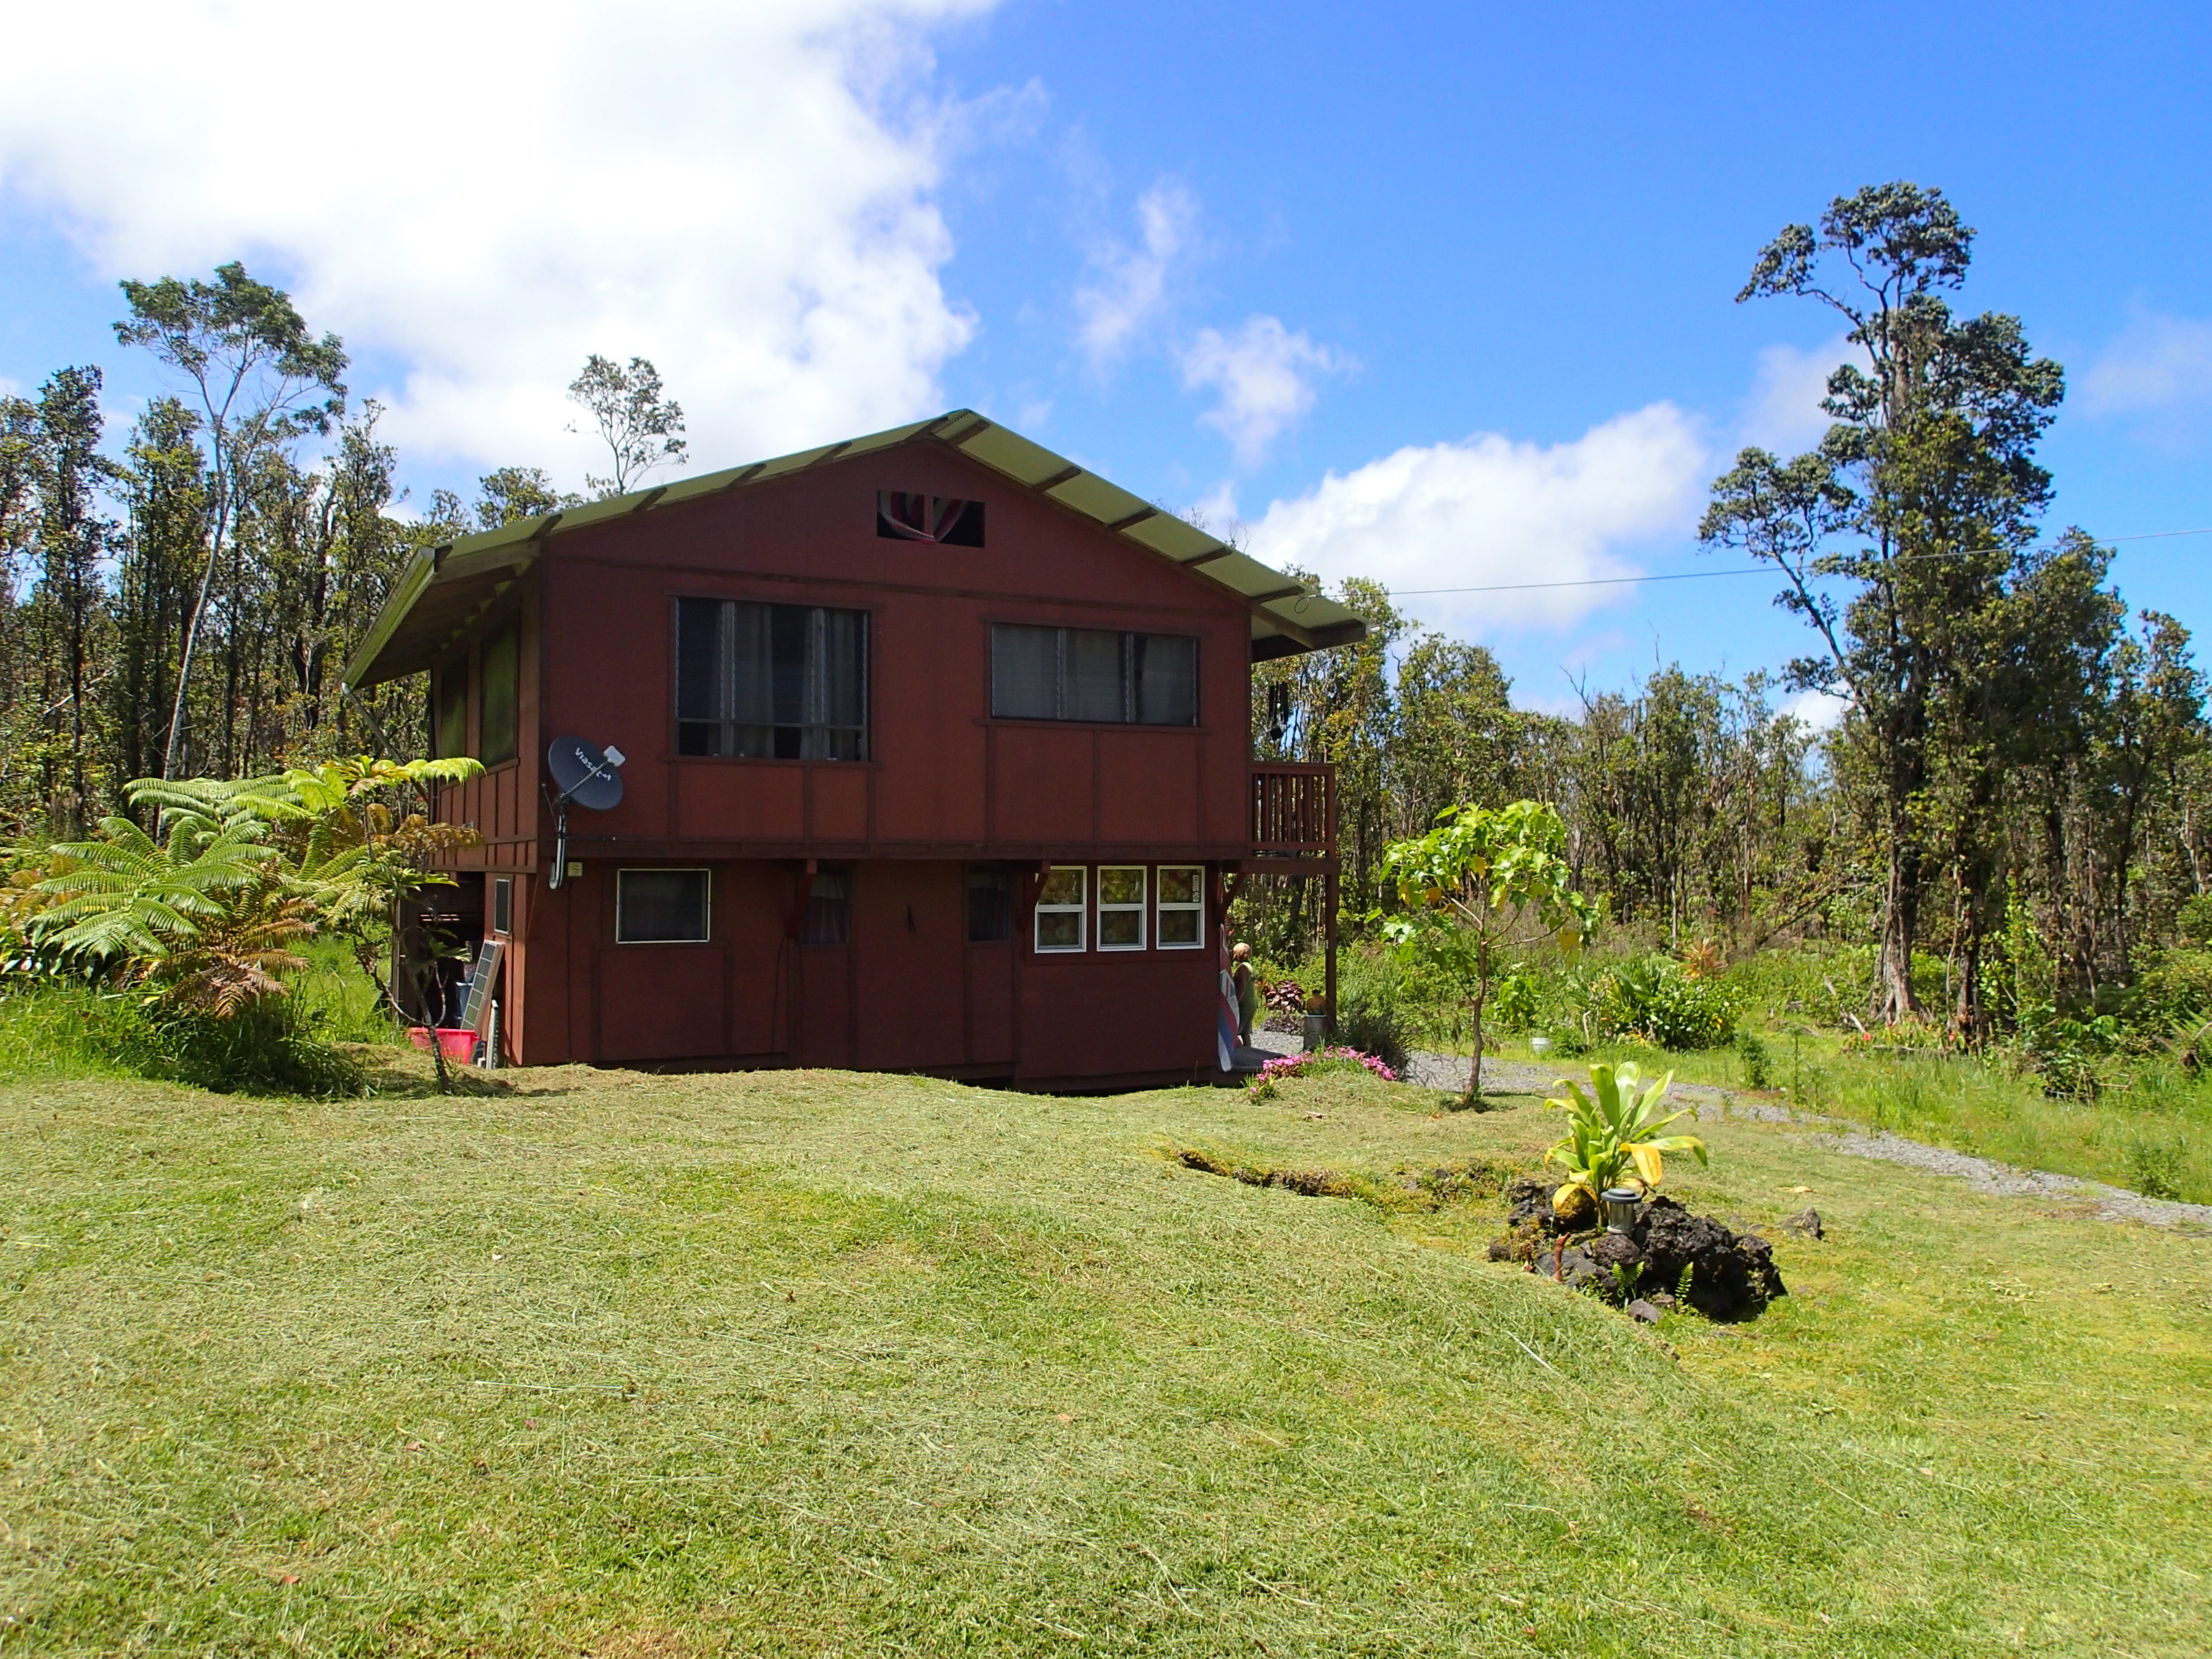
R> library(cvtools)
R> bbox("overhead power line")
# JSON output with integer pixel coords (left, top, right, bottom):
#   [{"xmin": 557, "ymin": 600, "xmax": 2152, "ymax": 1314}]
[{"xmin": 1389, "ymin": 525, "xmax": 2212, "ymax": 597}]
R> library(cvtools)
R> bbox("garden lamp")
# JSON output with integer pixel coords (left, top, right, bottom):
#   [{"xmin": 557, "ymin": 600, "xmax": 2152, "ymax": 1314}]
[{"xmin": 1600, "ymin": 1187, "xmax": 1641, "ymax": 1234}]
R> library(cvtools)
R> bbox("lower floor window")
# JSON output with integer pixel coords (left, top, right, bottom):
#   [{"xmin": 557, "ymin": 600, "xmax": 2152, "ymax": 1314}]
[
  {"xmin": 1098, "ymin": 866, "xmax": 1146, "ymax": 949},
  {"xmin": 967, "ymin": 866, "xmax": 1013, "ymax": 942},
  {"xmin": 1034, "ymin": 866, "xmax": 1085, "ymax": 952},
  {"xmin": 802, "ymin": 872, "xmax": 851, "ymax": 945},
  {"xmin": 617, "ymin": 869, "xmax": 711, "ymax": 943},
  {"xmin": 1156, "ymin": 866, "xmax": 1204, "ymax": 948}
]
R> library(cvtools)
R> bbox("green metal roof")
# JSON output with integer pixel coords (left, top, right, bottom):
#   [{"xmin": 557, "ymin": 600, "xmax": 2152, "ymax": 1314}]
[{"xmin": 341, "ymin": 410, "xmax": 1366, "ymax": 690}]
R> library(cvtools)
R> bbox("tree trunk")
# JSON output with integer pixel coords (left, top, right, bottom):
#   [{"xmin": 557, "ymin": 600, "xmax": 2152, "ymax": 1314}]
[
  {"xmin": 1466, "ymin": 938, "xmax": 1490, "ymax": 1100},
  {"xmin": 1464, "ymin": 983, "xmax": 1486, "ymax": 1100},
  {"xmin": 1874, "ymin": 802, "xmax": 1923, "ymax": 1023}
]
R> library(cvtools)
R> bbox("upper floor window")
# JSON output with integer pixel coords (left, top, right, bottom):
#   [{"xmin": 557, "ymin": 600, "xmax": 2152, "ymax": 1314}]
[
  {"xmin": 989, "ymin": 624, "xmax": 1197, "ymax": 726},
  {"xmin": 434, "ymin": 658, "xmax": 468, "ymax": 759},
  {"xmin": 877, "ymin": 491, "xmax": 984, "ymax": 546},
  {"xmin": 676, "ymin": 599, "xmax": 869, "ymax": 761},
  {"xmin": 480, "ymin": 614, "xmax": 519, "ymax": 766}
]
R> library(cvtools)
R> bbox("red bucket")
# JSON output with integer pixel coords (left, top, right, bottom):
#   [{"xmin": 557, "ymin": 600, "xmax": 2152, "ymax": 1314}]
[{"xmin": 409, "ymin": 1027, "xmax": 479, "ymax": 1061}]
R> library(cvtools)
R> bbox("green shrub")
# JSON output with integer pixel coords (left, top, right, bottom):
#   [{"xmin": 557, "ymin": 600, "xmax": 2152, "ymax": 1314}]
[
  {"xmin": 2125, "ymin": 1136, "xmax": 2186, "ymax": 1202},
  {"xmin": 1492, "ymin": 968, "xmax": 1542, "ymax": 1032},
  {"xmin": 2133, "ymin": 947, "xmax": 2212, "ymax": 1034},
  {"xmin": 1332, "ymin": 953, "xmax": 1412, "ymax": 1073},
  {"xmin": 1733, "ymin": 1027, "xmax": 1772, "ymax": 1089},
  {"xmin": 1597, "ymin": 956, "xmax": 1741, "ymax": 1050}
]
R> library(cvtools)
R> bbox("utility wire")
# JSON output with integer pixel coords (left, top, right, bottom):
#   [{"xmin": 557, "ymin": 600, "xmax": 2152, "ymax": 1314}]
[{"xmin": 1390, "ymin": 525, "xmax": 2212, "ymax": 597}]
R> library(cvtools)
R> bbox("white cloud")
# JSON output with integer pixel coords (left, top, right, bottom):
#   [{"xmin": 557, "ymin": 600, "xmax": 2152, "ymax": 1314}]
[
  {"xmin": 1781, "ymin": 687, "xmax": 1850, "ymax": 732},
  {"xmin": 0, "ymin": 1, "xmax": 1003, "ymax": 483},
  {"xmin": 1244, "ymin": 405, "xmax": 1708, "ymax": 633},
  {"xmin": 1740, "ymin": 334, "xmax": 1853, "ymax": 454},
  {"xmin": 1181, "ymin": 315, "xmax": 1345, "ymax": 465},
  {"xmin": 1187, "ymin": 479, "xmax": 1241, "ymax": 538},
  {"xmin": 1073, "ymin": 180, "xmax": 1198, "ymax": 371},
  {"xmin": 2080, "ymin": 312, "xmax": 2212, "ymax": 416}
]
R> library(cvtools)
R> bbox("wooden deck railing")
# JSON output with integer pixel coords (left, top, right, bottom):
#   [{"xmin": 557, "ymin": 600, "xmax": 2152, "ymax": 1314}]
[{"xmin": 1250, "ymin": 763, "xmax": 1337, "ymax": 858}]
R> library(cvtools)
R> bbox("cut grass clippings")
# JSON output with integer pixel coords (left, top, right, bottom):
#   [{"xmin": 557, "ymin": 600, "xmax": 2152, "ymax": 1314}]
[{"xmin": 3, "ymin": 1055, "xmax": 2208, "ymax": 1656}]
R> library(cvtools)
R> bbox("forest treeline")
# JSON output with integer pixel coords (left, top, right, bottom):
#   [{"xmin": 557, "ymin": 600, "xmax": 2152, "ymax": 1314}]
[{"xmin": 4, "ymin": 186, "xmax": 2207, "ymax": 1038}]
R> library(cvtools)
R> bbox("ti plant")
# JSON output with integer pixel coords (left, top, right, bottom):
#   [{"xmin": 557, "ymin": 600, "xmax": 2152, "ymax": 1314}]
[{"xmin": 1543, "ymin": 1061, "xmax": 1708, "ymax": 1220}]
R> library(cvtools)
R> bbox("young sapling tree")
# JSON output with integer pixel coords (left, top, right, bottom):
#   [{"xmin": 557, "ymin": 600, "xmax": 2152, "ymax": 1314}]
[{"xmin": 1379, "ymin": 799, "xmax": 1598, "ymax": 1102}]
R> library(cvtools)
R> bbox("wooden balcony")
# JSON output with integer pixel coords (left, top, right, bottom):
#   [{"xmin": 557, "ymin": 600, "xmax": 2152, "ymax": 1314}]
[{"xmin": 1249, "ymin": 762, "xmax": 1337, "ymax": 869}]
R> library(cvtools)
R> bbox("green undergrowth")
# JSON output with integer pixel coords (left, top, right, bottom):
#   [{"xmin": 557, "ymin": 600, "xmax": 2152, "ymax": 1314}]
[
  {"xmin": 3, "ymin": 1059, "xmax": 2208, "ymax": 1656},
  {"xmin": 0, "ymin": 943, "xmax": 400, "ymax": 1099},
  {"xmin": 1472, "ymin": 1029, "xmax": 2212, "ymax": 1206}
]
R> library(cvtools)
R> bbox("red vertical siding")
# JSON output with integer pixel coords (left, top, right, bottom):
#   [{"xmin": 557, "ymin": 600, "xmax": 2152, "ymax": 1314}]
[{"xmin": 437, "ymin": 437, "xmax": 1273, "ymax": 1085}]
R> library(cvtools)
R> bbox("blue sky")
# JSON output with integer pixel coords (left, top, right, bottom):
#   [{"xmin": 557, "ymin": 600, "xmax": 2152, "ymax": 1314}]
[{"xmin": 4, "ymin": 1, "xmax": 2208, "ymax": 716}]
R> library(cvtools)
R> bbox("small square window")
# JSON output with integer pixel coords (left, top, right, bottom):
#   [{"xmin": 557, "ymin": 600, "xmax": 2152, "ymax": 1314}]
[
  {"xmin": 966, "ymin": 867, "xmax": 1012, "ymax": 942},
  {"xmin": 802, "ymin": 872, "xmax": 851, "ymax": 946},
  {"xmin": 1035, "ymin": 866, "xmax": 1085, "ymax": 953},
  {"xmin": 617, "ymin": 869, "xmax": 710, "ymax": 944},
  {"xmin": 491, "ymin": 877, "xmax": 513, "ymax": 938},
  {"xmin": 1098, "ymin": 866, "xmax": 1146, "ymax": 950},
  {"xmin": 1156, "ymin": 866, "xmax": 1204, "ymax": 949}
]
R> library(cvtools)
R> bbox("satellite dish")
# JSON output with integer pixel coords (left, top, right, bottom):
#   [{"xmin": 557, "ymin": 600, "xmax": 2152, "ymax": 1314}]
[
  {"xmin": 547, "ymin": 735, "xmax": 625, "ymax": 811},
  {"xmin": 544, "ymin": 736, "xmax": 627, "ymax": 891}
]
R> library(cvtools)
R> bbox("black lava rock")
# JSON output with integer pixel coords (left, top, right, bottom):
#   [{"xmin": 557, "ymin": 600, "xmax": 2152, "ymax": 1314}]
[{"xmin": 1631, "ymin": 1196, "xmax": 1788, "ymax": 1318}]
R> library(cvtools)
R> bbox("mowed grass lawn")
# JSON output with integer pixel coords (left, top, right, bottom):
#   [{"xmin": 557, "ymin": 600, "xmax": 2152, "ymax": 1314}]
[{"xmin": 3, "ymin": 1057, "xmax": 2208, "ymax": 1657}]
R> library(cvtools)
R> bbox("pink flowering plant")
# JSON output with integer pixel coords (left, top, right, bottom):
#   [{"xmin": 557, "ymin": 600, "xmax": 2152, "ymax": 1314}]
[{"xmin": 1248, "ymin": 1045, "xmax": 1399, "ymax": 1099}]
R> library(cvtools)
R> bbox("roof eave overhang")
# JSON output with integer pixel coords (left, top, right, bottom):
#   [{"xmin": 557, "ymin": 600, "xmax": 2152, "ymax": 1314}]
[{"xmin": 340, "ymin": 409, "xmax": 1365, "ymax": 690}]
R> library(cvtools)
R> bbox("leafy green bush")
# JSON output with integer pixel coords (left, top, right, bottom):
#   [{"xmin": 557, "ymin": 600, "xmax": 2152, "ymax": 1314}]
[
  {"xmin": 1332, "ymin": 952, "xmax": 1412, "ymax": 1073},
  {"xmin": 2011, "ymin": 1006, "xmax": 2121, "ymax": 1100},
  {"xmin": 1597, "ymin": 956, "xmax": 1742, "ymax": 1050},
  {"xmin": 1734, "ymin": 1027, "xmax": 1772, "ymax": 1089},
  {"xmin": 2125, "ymin": 1136, "xmax": 2186, "ymax": 1202},
  {"xmin": 1492, "ymin": 968, "xmax": 1542, "ymax": 1032},
  {"xmin": 2133, "ymin": 947, "xmax": 2212, "ymax": 1034}
]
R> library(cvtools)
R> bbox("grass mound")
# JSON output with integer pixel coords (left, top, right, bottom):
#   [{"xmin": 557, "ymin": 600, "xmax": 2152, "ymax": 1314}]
[{"xmin": 4, "ymin": 1061, "xmax": 2208, "ymax": 1655}]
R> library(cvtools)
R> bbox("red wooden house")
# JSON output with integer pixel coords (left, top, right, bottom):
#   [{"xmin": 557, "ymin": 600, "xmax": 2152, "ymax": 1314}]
[{"xmin": 341, "ymin": 410, "xmax": 1361, "ymax": 1089}]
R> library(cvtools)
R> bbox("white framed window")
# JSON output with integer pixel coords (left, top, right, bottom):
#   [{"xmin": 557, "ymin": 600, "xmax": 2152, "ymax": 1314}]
[
  {"xmin": 1034, "ymin": 866, "xmax": 1085, "ymax": 952},
  {"xmin": 616, "ymin": 868, "xmax": 711, "ymax": 944},
  {"xmin": 1098, "ymin": 866, "xmax": 1147, "ymax": 950},
  {"xmin": 1156, "ymin": 866, "xmax": 1205, "ymax": 949}
]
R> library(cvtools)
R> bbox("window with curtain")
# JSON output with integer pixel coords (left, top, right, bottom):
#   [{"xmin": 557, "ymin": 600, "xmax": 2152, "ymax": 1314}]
[
  {"xmin": 801, "ymin": 872, "xmax": 851, "ymax": 945},
  {"xmin": 676, "ymin": 599, "xmax": 869, "ymax": 760},
  {"xmin": 479, "ymin": 615, "xmax": 518, "ymax": 766},
  {"xmin": 988, "ymin": 624, "xmax": 1196, "ymax": 726},
  {"xmin": 435, "ymin": 658, "xmax": 468, "ymax": 759},
  {"xmin": 966, "ymin": 867, "xmax": 1013, "ymax": 942}
]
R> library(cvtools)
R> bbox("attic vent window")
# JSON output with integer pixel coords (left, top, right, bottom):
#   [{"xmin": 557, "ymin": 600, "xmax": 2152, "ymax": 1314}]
[{"xmin": 877, "ymin": 491, "xmax": 984, "ymax": 546}]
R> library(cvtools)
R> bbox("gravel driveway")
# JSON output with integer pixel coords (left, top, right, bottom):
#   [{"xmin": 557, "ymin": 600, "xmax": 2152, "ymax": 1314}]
[{"xmin": 1250, "ymin": 1029, "xmax": 2212, "ymax": 1231}]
